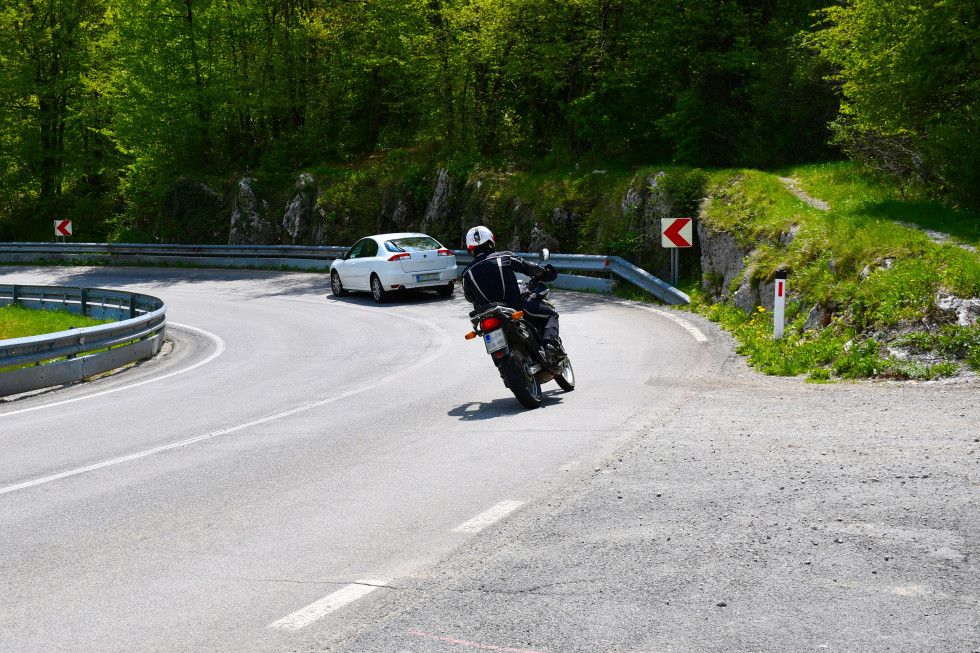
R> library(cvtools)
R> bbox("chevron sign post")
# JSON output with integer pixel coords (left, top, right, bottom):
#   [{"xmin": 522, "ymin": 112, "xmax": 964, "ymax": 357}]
[{"xmin": 661, "ymin": 217, "xmax": 694, "ymax": 286}]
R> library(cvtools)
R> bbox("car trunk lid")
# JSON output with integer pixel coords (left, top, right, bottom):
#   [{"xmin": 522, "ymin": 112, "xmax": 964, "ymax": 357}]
[{"xmin": 399, "ymin": 251, "xmax": 453, "ymax": 273}]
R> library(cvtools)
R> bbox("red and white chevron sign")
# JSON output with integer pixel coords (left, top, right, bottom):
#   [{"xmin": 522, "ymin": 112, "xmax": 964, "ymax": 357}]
[
  {"xmin": 661, "ymin": 218, "xmax": 692, "ymax": 248},
  {"xmin": 54, "ymin": 220, "xmax": 73, "ymax": 237}
]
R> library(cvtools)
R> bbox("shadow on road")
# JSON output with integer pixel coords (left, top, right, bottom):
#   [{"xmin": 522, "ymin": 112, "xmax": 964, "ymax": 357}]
[{"xmin": 447, "ymin": 392, "xmax": 566, "ymax": 420}]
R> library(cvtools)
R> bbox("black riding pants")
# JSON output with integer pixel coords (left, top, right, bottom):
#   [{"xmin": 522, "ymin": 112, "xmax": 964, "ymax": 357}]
[{"xmin": 521, "ymin": 298, "xmax": 559, "ymax": 342}]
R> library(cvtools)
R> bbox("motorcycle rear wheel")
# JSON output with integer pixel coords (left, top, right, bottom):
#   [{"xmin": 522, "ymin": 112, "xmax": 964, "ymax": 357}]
[
  {"xmin": 554, "ymin": 356, "xmax": 575, "ymax": 391},
  {"xmin": 502, "ymin": 348, "xmax": 542, "ymax": 409}
]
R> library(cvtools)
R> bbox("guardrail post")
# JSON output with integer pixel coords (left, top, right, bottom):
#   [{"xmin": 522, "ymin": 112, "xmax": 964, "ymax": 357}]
[
  {"xmin": 80, "ymin": 288, "xmax": 88, "ymax": 317},
  {"xmin": 129, "ymin": 294, "xmax": 137, "ymax": 319},
  {"xmin": 11, "ymin": 284, "xmax": 18, "ymax": 305}
]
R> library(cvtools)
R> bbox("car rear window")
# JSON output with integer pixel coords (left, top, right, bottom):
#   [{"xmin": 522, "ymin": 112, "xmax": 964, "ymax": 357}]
[{"xmin": 385, "ymin": 236, "xmax": 442, "ymax": 252}]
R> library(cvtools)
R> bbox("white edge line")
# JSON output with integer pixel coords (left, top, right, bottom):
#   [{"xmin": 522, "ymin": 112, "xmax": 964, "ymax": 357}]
[
  {"xmin": 452, "ymin": 500, "xmax": 526, "ymax": 534},
  {"xmin": 267, "ymin": 579, "xmax": 389, "ymax": 631},
  {"xmin": 0, "ymin": 322, "xmax": 226, "ymax": 419},
  {"xmin": 643, "ymin": 306, "xmax": 709, "ymax": 342}
]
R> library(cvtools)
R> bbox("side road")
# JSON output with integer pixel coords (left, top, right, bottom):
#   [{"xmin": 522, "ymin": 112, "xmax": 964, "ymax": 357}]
[{"xmin": 335, "ymin": 354, "xmax": 980, "ymax": 652}]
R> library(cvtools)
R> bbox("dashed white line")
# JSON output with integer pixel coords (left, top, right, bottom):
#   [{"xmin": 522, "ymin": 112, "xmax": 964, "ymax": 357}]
[
  {"xmin": 267, "ymin": 579, "xmax": 389, "ymax": 631},
  {"xmin": 0, "ymin": 315, "xmax": 450, "ymax": 496},
  {"xmin": 453, "ymin": 500, "xmax": 526, "ymax": 534}
]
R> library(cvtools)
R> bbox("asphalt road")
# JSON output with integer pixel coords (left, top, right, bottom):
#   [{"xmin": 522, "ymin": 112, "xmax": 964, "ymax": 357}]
[{"xmin": 1, "ymin": 266, "xmax": 977, "ymax": 653}]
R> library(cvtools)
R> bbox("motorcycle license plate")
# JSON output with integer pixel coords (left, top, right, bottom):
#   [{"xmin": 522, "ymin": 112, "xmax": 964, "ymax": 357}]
[{"xmin": 484, "ymin": 328, "xmax": 507, "ymax": 353}]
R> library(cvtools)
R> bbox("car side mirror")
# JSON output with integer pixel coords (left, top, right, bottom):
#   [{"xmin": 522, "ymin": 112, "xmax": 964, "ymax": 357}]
[
  {"xmin": 337, "ymin": 253, "xmax": 347, "ymax": 261},
  {"xmin": 541, "ymin": 248, "xmax": 550, "ymax": 262}
]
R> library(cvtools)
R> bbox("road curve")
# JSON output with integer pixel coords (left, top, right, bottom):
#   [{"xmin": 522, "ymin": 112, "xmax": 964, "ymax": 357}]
[
  {"xmin": 0, "ymin": 266, "xmax": 725, "ymax": 652},
  {"xmin": 2, "ymin": 266, "xmax": 977, "ymax": 653}
]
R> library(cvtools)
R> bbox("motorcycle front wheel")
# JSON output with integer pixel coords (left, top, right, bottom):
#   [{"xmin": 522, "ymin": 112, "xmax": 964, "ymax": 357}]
[
  {"xmin": 554, "ymin": 356, "xmax": 575, "ymax": 391},
  {"xmin": 502, "ymin": 348, "xmax": 543, "ymax": 409}
]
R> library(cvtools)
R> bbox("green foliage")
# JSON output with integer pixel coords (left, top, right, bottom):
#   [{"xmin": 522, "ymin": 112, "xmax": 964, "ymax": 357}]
[
  {"xmin": 692, "ymin": 162, "xmax": 980, "ymax": 380},
  {"xmin": 0, "ymin": 0, "xmax": 975, "ymax": 239},
  {"xmin": 896, "ymin": 327, "xmax": 980, "ymax": 372},
  {"xmin": 810, "ymin": 0, "xmax": 980, "ymax": 202},
  {"xmin": 657, "ymin": 169, "xmax": 709, "ymax": 219}
]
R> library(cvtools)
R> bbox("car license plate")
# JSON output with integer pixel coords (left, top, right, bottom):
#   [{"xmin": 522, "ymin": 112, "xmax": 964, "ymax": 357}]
[
  {"xmin": 415, "ymin": 273, "xmax": 439, "ymax": 281},
  {"xmin": 484, "ymin": 328, "xmax": 507, "ymax": 353}
]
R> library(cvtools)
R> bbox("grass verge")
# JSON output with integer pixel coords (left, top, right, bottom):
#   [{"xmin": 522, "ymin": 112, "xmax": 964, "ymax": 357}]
[
  {"xmin": 689, "ymin": 161, "xmax": 980, "ymax": 382},
  {"xmin": 1, "ymin": 304, "xmax": 113, "ymax": 340}
]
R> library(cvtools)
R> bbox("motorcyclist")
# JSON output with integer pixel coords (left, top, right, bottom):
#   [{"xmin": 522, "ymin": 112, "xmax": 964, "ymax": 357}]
[{"xmin": 461, "ymin": 225, "xmax": 566, "ymax": 358}]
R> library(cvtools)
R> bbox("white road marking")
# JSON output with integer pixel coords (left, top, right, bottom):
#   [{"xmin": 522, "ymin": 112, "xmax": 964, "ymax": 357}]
[
  {"xmin": 267, "ymin": 579, "xmax": 389, "ymax": 631},
  {"xmin": 453, "ymin": 500, "xmax": 526, "ymax": 533},
  {"xmin": 640, "ymin": 306, "xmax": 709, "ymax": 342},
  {"xmin": 0, "ymin": 322, "xmax": 225, "ymax": 419},
  {"xmin": 0, "ymin": 314, "xmax": 451, "ymax": 496}
]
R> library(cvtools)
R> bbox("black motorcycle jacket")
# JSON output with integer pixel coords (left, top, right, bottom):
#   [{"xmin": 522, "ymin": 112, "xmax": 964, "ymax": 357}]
[{"xmin": 461, "ymin": 251, "xmax": 550, "ymax": 308}]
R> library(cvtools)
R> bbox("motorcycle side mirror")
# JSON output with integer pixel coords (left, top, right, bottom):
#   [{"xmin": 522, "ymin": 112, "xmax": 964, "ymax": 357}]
[{"xmin": 541, "ymin": 248, "xmax": 550, "ymax": 262}]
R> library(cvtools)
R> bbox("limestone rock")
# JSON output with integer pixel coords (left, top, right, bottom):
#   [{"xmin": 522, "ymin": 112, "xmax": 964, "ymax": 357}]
[
  {"xmin": 421, "ymin": 168, "xmax": 451, "ymax": 233},
  {"xmin": 936, "ymin": 294, "xmax": 980, "ymax": 326},
  {"xmin": 699, "ymin": 220, "xmax": 750, "ymax": 302},
  {"xmin": 229, "ymin": 177, "xmax": 275, "ymax": 245},
  {"xmin": 282, "ymin": 173, "xmax": 317, "ymax": 245}
]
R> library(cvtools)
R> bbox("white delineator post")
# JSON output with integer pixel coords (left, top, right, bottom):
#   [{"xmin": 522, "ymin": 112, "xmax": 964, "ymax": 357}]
[{"xmin": 774, "ymin": 269, "xmax": 787, "ymax": 339}]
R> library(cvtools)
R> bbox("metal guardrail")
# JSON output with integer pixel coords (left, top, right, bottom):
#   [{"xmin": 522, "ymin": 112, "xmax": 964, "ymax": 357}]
[
  {"xmin": 452, "ymin": 251, "xmax": 690, "ymax": 305},
  {"xmin": 0, "ymin": 285, "xmax": 167, "ymax": 397},
  {"xmin": 0, "ymin": 242, "xmax": 689, "ymax": 304},
  {"xmin": 0, "ymin": 242, "xmax": 348, "ymax": 270}
]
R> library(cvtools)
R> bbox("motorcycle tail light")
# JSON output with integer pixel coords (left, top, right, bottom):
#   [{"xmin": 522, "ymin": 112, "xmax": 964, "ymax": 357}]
[{"xmin": 481, "ymin": 317, "xmax": 502, "ymax": 330}]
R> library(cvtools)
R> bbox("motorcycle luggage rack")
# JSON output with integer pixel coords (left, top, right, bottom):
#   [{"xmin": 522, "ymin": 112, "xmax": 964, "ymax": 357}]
[{"xmin": 469, "ymin": 303, "xmax": 512, "ymax": 318}]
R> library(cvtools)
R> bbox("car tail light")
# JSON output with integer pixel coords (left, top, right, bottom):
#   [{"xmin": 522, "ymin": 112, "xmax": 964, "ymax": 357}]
[
  {"xmin": 388, "ymin": 253, "xmax": 411, "ymax": 261},
  {"xmin": 437, "ymin": 249, "xmax": 453, "ymax": 256},
  {"xmin": 480, "ymin": 316, "xmax": 502, "ymax": 330}
]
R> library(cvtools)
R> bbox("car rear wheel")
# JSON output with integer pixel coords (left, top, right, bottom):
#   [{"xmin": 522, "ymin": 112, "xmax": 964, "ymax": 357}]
[
  {"xmin": 436, "ymin": 282, "xmax": 454, "ymax": 297},
  {"xmin": 370, "ymin": 274, "xmax": 388, "ymax": 303},
  {"xmin": 331, "ymin": 271, "xmax": 348, "ymax": 297}
]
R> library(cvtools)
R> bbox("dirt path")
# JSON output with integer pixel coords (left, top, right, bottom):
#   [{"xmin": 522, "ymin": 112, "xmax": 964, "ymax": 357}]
[
  {"xmin": 778, "ymin": 176, "xmax": 831, "ymax": 211},
  {"xmin": 779, "ymin": 176, "xmax": 977, "ymax": 255}
]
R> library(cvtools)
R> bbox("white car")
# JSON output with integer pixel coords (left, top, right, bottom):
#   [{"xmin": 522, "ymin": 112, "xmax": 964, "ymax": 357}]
[{"xmin": 329, "ymin": 232, "xmax": 457, "ymax": 302}]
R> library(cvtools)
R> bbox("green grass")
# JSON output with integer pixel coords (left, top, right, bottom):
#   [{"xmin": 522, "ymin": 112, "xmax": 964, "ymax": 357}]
[
  {"xmin": 689, "ymin": 161, "xmax": 980, "ymax": 380},
  {"xmin": 783, "ymin": 162, "xmax": 980, "ymax": 248},
  {"xmin": 0, "ymin": 304, "xmax": 112, "ymax": 340}
]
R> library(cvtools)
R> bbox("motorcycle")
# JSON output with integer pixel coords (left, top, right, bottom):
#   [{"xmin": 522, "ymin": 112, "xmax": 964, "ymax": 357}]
[{"xmin": 464, "ymin": 249, "xmax": 575, "ymax": 409}]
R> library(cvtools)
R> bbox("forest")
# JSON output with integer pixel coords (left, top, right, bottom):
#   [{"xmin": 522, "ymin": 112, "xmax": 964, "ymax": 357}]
[{"xmin": 0, "ymin": 0, "xmax": 977, "ymax": 245}]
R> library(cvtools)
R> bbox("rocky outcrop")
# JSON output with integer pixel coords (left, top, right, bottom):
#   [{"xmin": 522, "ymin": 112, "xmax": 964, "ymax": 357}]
[
  {"xmin": 421, "ymin": 168, "xmax": 451, "ymax": 234},
  {"xmin": 698, "ymin": 217, "xmax": 749, "ymax": 302},
  {"xmin": 282, "ymin": 173, "xmax": 319, "ymax": 244},
  {"xmin": 528, "ymin": 224, "xmax": 561, "ymax": 253},
  {"xmin": 937, "ymin": 294, "xmax": 980, "ymax": 326},
  {"xmin": 228, "ymin": 177, "xmax": 275, "ymax": 245}
]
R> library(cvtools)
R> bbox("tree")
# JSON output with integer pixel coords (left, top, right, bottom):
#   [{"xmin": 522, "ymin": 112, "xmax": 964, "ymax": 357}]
[
  {"xmin": 0, "ymin": 0, "xmax": 110, "ymax": 233},
  {"xmin": 812, "ymin": 0, "xmax": 980, "ymax": 199}
]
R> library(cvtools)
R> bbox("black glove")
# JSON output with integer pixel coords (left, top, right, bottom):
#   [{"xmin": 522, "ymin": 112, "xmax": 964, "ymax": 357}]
[{"xmin": 542, "ymin": 264, "xmax": 558, "ymax": 282}]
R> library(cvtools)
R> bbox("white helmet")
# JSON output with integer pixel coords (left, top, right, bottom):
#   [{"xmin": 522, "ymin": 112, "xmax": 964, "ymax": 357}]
[{"xmin": 466, "ymin": 225, "xmax": 495, "ymax": 251}]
